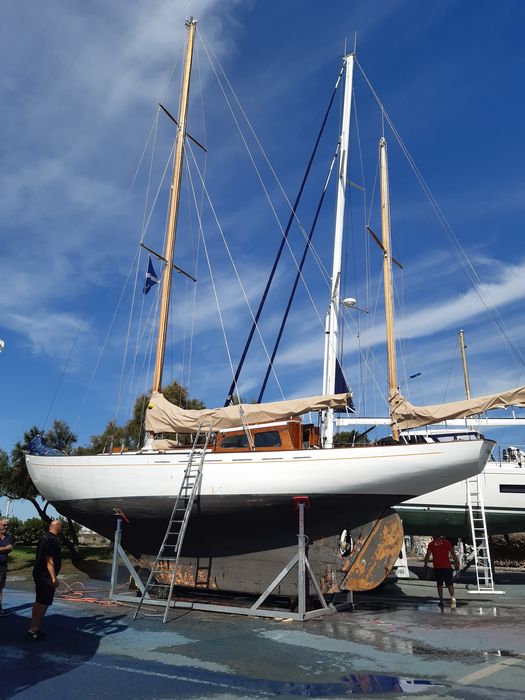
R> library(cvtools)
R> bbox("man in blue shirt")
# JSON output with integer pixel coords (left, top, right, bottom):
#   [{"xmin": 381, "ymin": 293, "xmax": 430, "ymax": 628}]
[{"xmin": 0, "ymin": 518, "xmax": 13, "ymax": 613}]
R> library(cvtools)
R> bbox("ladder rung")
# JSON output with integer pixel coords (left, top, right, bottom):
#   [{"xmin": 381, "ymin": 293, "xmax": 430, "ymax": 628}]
[
  {"xmin": 153, "ymin": 568, "xmax": 175, "ymax": 574},
  {"xmin": 135, "ymin": 425, "xmax": 213, "ymax": 621},
  {"xmin": 149, "ymin": 570, "xmax": 170, "ymax": 588}
]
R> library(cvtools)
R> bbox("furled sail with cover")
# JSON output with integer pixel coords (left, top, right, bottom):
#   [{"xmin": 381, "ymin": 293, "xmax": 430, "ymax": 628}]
[
  {"xmin": 145, "ymin": 391, "xmax": 353, "ymax": 434},
  {"xmin": 389, "ymin": 385, "xmax": 525, "ymax": 431}
]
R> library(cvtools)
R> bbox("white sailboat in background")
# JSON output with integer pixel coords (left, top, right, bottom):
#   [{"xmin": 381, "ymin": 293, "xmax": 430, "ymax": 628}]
[
  {"xmin": 397, "ymin": 331, "xmax": 525, "ymax": 537},
  {"xmin": 26, "ymin": 19, "xmax": 501, "ymax": 595},
  {"xmin": 339, "ymin": 329, "xmax": 525, "ymax": 537},
  {"xmin": 398, "ymin": 448, "xmax": 525, "ymax": 537}
]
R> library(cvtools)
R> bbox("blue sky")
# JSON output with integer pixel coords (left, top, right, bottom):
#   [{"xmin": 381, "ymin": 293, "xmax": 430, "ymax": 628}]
[{"xmin": 2, "ymin": 0, "xmax": 525, "ymax": 519}]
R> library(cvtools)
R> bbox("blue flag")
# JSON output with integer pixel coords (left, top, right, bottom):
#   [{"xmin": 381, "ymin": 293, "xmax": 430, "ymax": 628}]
[{"xmin": 143, "ymin": 256, "xmax": 159, "ymax": 294}]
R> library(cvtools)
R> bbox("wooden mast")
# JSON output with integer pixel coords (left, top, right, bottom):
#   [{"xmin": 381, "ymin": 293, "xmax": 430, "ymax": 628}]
[
  {"xmin": 152, "ymin": 18, "xmax": 197, "ymax": 393},
  {"xmin": 379, "ymin": 136, "xmax": 399, "ymax": 441},
  {"xmin": 459, "ymin": 329, "xmax": 472, "ymax": 399}
]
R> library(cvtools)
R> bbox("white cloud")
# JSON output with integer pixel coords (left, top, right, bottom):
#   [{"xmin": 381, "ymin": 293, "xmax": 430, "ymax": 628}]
[{"xmin": 5, "ymin": 309, "xmax": 88, "ymax": 360}]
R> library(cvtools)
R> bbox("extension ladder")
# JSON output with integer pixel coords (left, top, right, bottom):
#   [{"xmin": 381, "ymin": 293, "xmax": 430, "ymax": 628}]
[
  {"xmin": 134, "ymin": 424, "xmax": 214, "ymax": 621},
  {"xmin": 465, "ymin": 474, "xmax": 502, "ymax": 594}
]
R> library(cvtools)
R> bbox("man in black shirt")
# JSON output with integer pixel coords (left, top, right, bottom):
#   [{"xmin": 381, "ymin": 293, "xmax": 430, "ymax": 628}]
[{"xmin": 28, "ymin": 519, "xmax": 62, "ymax": 640}]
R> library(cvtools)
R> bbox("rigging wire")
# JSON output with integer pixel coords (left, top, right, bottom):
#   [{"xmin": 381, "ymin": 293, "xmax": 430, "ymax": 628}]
[
  {"xmin": 117, "ymin": 126, "xmax": 175, "ymax": 433},
  {"xmin": 258, "ymin": 143, "xmax": 341, "ymax": 402},
  {"xmin": 199, "ymin": 29, "xmax": 334, "ymax": 278},
  {"xmin": 183, "ymin": 151, "xmax": 240, "ymax": 393},
  {"xmin": 114, "ymin": 117, "xmax": 162, "ymax": 428},
  {"xmin": 125, "ymin": 110, "xmax": 162, "ymax": 415},
  {"xmin": 185, "ymin": 142, "xmax": 287, "ymax": 400},
  {"xmin": 199, "ymin": 31, "xmax": 341, "ymax": 400},
  {"xmin": 442, "ymin": 337, "xmax": 461, "ymax": 404},
  {"xmin": 351, "ymin": 88, "xmax": 374, "ymax": 414},
  {"xmin": 72, "ymin": 246, "xmax": 141, "ymax": 438},
  {"xmin": 42, "ymin": 317, "xmax": 85, "ymax": 434},
  {"xmin": 356, "ymin": 58, "xmax": 525, "ymax": 370},
  {"xmin": 184, "ymin": 43, "xmax": 208, "ymax": 402},
  {"xmin": 128, "ymin": 56, "xmax": 181, "ymax": 193}
]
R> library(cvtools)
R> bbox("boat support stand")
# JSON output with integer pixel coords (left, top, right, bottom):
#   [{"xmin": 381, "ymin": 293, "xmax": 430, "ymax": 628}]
[
  {"xmin": 108, "ymin": 500, "xmax": 353, "ymax": 621},
  {"xmin": 109, "ymin": 509, "xmax": 145, "ymax": 602}
]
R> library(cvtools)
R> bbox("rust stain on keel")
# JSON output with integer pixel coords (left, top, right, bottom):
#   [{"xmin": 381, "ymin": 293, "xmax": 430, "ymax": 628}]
[{"xmin": 338, "ymin": 511, "xmax": 404, "ymax": 591}]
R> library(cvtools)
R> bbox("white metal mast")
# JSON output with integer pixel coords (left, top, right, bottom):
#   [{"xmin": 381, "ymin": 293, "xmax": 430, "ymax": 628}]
[{"xmin": 321, "ymin": 53, "xmax": 354, "ymax": 448}]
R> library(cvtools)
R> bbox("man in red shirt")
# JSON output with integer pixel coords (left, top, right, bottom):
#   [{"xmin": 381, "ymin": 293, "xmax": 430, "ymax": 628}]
[{"xmin": 424, "ymin": 532, "xmax": 460, "ymax": 606}]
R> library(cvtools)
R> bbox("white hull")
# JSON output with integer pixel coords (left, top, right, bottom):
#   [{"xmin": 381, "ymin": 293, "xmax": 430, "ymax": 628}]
[
  {"xmin": 396, "ymin": 459, "xmax": 525, "ymax": 536},
  {"xmin": 27, "ymin": 438, "xmax": 494, "ymax": 555},
  {"xmin": 27, "ymin": 440, "xmax": 493, "ymax": 506}
]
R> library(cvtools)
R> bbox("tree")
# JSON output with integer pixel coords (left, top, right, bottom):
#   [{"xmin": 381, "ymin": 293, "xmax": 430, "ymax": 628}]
[
  {"xmin": 0, "ymin": 422, "xmax": 81, "ymax": 557},
  {"xmin": 82, "ymin": 379, "xmax": 206, "ymax": 454},
  {"xmin": 46, "ymin": 420, "xmax": 77, "ymax": 453},
  {"xmin": 0, "ymin": 381, "xmax": 205, "ymax": 556},
  {"xmin": 333, "ymin": 430, "xmax": 370, "ymax": 447}
]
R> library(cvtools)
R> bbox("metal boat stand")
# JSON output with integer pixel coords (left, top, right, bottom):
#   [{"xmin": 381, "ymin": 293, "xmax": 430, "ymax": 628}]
[
  {"xmin": 109, "ymin": 509, "xmax": 146, "ymax": 603},
  {"xmin": 108, "ymin": 499, "xmax": 353, "ymax": 620}
]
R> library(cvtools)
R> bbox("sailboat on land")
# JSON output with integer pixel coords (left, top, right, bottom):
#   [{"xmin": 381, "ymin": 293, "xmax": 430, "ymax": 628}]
[
  {"xmin": 26, "ymin": 19, "xmax": 498, "ymax": 595},
  {"xmin": 396, "ymin": 331, "xmax": 525, "ymax": 537},
  {"xmin": 398, "ymin": 443, "xmax": 525, "ymax": 537}
]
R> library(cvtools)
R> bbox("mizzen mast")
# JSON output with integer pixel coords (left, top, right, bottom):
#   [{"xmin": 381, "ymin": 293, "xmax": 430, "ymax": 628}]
[
  {"xmin": 459, "ymin": 329, "xmax": 472, "ymax": 400},
  {"xmin": 152, "ymin": 18, "xmax": 197, "ymax": 393},
  {"xmin": 379, "ymin": 136, "xmax": 400, "ymax": 441}
]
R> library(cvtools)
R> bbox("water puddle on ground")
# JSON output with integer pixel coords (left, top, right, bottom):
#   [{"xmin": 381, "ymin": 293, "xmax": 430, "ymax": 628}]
[
  {"xmin": 343, "ymin": 674, "xmax": 443, "ymax": 694},
  {"xmin": 282, "ymin": 674, "xmax": 444, "ymax": 695}
]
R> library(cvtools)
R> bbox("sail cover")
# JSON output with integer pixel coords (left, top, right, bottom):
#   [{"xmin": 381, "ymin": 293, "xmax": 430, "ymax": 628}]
[
  {"xmin": 389, "ymin": 385, "xmax": 525, "ymax": 430},
  {"xmin": 145, "ymin": 391, "xmax": 353, "ymax": 434}
]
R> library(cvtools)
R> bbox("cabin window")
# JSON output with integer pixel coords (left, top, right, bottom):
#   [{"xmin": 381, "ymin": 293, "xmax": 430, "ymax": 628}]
[
  {"xmin": 499, "ymin": 484, "xmax": 525, "ymax": 493},
  {"xmin": 219, "ymin": 430, "xmax": 283, "ymax": 449},
  {"xmin": 221, "ymin": 434, "xmax": 250, "ymax": 448},
  {"xmin": 254, "ymin": 431, "xmax": 281, "ymax": 448}
]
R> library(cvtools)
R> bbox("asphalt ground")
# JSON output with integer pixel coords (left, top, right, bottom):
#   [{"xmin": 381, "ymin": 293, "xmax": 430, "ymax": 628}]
[{"xmin": 2, "ymin": 567, "xmax": 525, "ymax": 699}]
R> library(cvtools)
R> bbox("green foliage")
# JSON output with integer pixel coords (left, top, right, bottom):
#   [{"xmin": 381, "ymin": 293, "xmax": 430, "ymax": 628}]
[
  {"xmin": 0, "ymin": 421, "xmax": 78, "ymax": 504},
  {"xmin": 15, "ymin": 517, "xmax": 46, "ymax": 545},
  {"xmin": 333, "ymin": 430, "xmax": 370, "ymax": 447},
  {"xmin": 2, "ymin": 516, "xmax": 80, "ymax": 549},
  {"xmin": 163, "ymin": 381, "xmax": 205, "ymax": 411},
  {"xmin": 0, "ymin": 380, "xmax": 204, "ymax": 530},
  {"xmin": 58, "ymin": 516, "xmax": 81, "ymax": 543},
  {"xmin": 46, "ymin": 420, "xmax": 77, "ymax": 453},
  {"xmin": 80, "ymin": 379, "xmax": 206, "ymax": 454},
  {"xmin": 0, "ymin": 448, "xmax": 16, "ymax": 499},
  {"xmin": 6, "ymin": 545, "xmax": 36, "ymax": 572},
  {"xmin": 3, "ymin": 516, "xmax": 46, "ymax": 545},
  {"xmin": 4, "ymin": 426, "xmax": 43, "ymax": 502},
  {"xmin": 0, "ymin": 422, "xmax": 82, "ymax": 555}
]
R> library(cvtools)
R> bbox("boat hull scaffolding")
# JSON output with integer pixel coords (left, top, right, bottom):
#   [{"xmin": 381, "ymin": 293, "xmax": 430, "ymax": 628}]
[{"xmin": 27, "ymin": 438, "xmax": 493, "ymax": 593}]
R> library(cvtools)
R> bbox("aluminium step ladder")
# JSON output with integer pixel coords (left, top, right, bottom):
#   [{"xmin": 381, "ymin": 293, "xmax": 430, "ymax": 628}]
[
  {"xmin": 465, "ymin": 474, "xmax": 504, "ymax": 594},
  {"xmin": 134, "ymin": 424, "xmax": 214, "ymax": 622}
]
